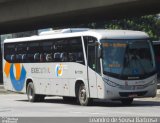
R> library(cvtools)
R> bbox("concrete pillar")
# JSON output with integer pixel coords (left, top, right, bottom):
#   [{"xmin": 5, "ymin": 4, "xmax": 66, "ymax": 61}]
[
  {"xmin": 0, "ymin": 36, "xmax": 2, "ymax": 84},
  {"xmin": 0, "ymin": 34, "xmax": 13, "ymax": 84}
]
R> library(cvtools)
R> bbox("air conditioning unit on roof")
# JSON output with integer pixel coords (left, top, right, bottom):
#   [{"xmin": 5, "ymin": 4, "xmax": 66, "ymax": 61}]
[{"xmin": 39, "ymin": 28, "xmax": 90, "ymax": 36}]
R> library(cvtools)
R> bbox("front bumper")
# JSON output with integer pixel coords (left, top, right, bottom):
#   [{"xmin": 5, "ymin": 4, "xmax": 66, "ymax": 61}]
[{"xmin": 103, "ymin": 80, "xmax": 157, "ymax": 99}]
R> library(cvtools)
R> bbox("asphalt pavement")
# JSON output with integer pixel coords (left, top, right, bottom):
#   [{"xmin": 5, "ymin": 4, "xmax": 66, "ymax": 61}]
[
  {"xmin": 0, "ymin": 84, "xmax": 160, "ymax": 117},
  {"xmin": 0, "ymin": 94, "xmax": 160, "ymax": 117}
]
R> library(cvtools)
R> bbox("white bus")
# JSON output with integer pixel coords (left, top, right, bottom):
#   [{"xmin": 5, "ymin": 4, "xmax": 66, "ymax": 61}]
[{"xmin": 3, "ymin": 28, "xmax": 157, "ymax": 106}]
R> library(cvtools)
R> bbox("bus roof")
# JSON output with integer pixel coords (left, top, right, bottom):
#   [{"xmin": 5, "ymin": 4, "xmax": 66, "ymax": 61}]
[{"xmin": 4, "ymin": 29, "xmax": 149, "ymax": 43}]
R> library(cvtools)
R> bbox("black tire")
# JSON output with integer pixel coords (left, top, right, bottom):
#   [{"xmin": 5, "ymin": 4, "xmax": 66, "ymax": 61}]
[
  {"xmin": 63, "ymin": 97, "xmax": 76, "ymax": 103},
  {"xmin": 77, "ymin": 83, "xmax": 92, "ymax": 106},
  {"xmin": 38, "ymin": 95, "xmax": 45, "ymax": 102},
  {"xmin": 121, "ymin": 98, "xmax": 133, "ymax": 105},
  {"xmin": 27, "ymin": 82, "xmax": 45, "ymax": 102}
]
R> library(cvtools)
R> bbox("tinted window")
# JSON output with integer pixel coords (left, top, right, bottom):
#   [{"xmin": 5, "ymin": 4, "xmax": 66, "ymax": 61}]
[
  {"xmin": 4, "ymin": 43, "xmax": 16, "ymax": 62},
  {"xmin": 4, "ymin": 37, "xmax": 85, "ymax": 64},
  {"xmin": 83, "ymin": 36, "xmax": 101, "ymax": 73}
]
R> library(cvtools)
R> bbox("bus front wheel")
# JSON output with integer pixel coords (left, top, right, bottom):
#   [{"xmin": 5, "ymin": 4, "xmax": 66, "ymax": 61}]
[
  {"xmin": 121, "ymin": 98, "xmax": 133, "ymax": 105},
  {"xmin": 77, "ymin": 83, "xmax": 92, "ymax": 106}
]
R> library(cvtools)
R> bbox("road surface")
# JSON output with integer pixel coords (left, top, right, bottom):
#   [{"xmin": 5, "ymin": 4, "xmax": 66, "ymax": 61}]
[{"xmin": 0, "ymin": 94, "xmax": 160, "ymax": 117}]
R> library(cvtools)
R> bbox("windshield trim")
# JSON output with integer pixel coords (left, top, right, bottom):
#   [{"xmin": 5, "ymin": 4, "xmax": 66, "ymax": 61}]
[{"xmin": 103, "ymin": 70, "xmax": 156, "ymax": 80}]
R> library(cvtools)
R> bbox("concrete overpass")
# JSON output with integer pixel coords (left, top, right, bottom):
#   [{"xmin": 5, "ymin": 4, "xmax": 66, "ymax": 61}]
[{"xmin": 0, "ymin": 0, "xmax": 160, "ymax": 34}]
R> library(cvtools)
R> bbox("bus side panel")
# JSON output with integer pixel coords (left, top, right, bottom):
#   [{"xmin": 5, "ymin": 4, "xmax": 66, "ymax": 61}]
[
  {"xmin": 3, "ymin": 60, "xmax": 12, "ymax": 91},
  {"xmin": 3, "ymin": 60, "xmax": 27, "ymax": 93},
  {"xmin": 3, "ymin": 61, "xmax": 99, "ymax": 99},
  {"xmin": 88, "ymin": 67, "xmax": 98, "ymax": 98},
  {"xmin": 64, "ymin": 63, "xmax": 88, "ymax": 97},
  {"xmin": 24, "ymin": 63, "xmax": 88, "ymax": 97},
  {"xmin": 96, "ymin": 73, "xmax": 105, "ymax": 99}
]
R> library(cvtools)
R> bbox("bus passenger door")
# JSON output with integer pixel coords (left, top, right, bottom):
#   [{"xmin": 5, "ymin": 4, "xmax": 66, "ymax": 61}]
[{"xmin": 85, "ymin": 37, "xmax": 98, "ymax": 98}]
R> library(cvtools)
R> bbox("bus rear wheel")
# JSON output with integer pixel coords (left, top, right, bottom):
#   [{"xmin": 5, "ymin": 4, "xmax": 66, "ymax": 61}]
[
  {"xmin": 77, "ymin": 83, "xmax": 92, "ymax": 106},
  {"xmin": 121, "ymin": 98, "xmax": 133, "ymax": 105},
  {"xmin": 27, "ymin": 82, "xmax": 45, "ymax": 102}
]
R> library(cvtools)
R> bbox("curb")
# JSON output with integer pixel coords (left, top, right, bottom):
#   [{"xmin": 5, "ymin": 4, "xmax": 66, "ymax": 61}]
[
  {"xmin": 0, "ymin": 85, "xmax": 8, "ymax": 94},
  {"xmin": 0, "ymin": 85, "xmax": 4, "ymax": 89}
]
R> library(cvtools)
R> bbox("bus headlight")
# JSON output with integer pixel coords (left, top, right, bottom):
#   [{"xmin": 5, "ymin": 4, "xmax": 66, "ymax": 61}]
[
  {"xmin": 103, "ymin": 78, "xmax": 118, "ymax": 87},
  {"xmin": 149, "ymin": 79, "xmax": 156, "ymax": 85},
  {"xmin": 144, "ymin": 79, "xmax": 156, "ymax": 87}
]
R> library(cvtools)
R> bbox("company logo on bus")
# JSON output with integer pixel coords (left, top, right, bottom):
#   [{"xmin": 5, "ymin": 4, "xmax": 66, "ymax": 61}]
[
  {"xmin": 4, "ymin": 62, "xmax": 26, "ymax": 91},
  {"xmin": 55, "ymin": 64, "xmax": 63, "ymax": 77}
]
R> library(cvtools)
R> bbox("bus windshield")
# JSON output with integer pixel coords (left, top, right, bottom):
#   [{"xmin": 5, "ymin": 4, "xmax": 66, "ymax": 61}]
[{"xmin": 101, "ymin": 39, "xmax": 156, "ymax": 79}]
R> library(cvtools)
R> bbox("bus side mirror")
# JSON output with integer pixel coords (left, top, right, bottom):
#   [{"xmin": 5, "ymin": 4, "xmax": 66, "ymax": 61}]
[
  {"xmin": 98, "ymin": 47, "xmax": 102, "ymax": 58},
  {"xmin": 95, "ymin": 41, "xmax": 101, "ymax": 46},
  {"xmin": 95, "ymin": 41, "xmax": 102, "ymax": 58}
]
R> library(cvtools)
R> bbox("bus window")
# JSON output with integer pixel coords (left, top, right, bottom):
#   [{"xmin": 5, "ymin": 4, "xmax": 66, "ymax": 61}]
[
  {"xmin": 27, "ymin": 42, "xmax": 40, "ymax": 63},
  {"xmin": 4, "ymin": 43, "xmax": 16, "ymax": 63},
  {"xmin": 52, "ymin": 37, "xmax": 84, "ymax": 64},
  {"xmin": 16, "ymin": 43, "xmax": 27, "ymax": 63},
  {"xmin": 84, "ymin": 36, "xmax": 101, "ymax": 74},
  {"xmin": 68, "ymin": 37, "xmax": 84, "ymax": 64},
  {"xmin": 41, "ymin": 40, "xmax": 53, "ymax": 62},
  {"xmin": 4, "ymin": 37, "xmax": 85, "ymax": 64}
]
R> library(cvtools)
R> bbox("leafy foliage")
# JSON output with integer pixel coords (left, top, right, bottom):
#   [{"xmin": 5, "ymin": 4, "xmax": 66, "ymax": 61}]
[{"xmin": 81, "ymin": 15, "xmax": 160, "ymax": 40}]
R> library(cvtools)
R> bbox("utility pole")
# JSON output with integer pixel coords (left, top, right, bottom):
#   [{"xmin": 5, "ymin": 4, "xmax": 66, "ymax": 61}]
[{"xmin": 0, "ymin": 35, "xmax": 2, "ymax": 84}]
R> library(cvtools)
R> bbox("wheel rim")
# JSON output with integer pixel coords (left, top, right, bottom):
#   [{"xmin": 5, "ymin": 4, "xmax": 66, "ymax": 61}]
[
  {"xmin": 79, "ymin": 85, "xmax": 87, "ymax": 104},
  {"xmin": 28, "ymin": 85, "xmax": 33, "ymax": 100}
]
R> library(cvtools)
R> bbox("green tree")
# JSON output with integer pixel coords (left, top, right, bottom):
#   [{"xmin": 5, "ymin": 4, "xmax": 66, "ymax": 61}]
[{"xmin": 83, "ymin": 15, "xmax": 160, "ymax": 40}]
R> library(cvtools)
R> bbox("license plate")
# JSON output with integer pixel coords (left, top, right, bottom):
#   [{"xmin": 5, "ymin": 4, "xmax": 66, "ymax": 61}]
[
  {"xmin": 135, "ymin": 85, "xmax": 144, "ymax": 89},
  {"xmin": 129, "ymin": 94, "xmax": 138, "ymax": 97}
]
